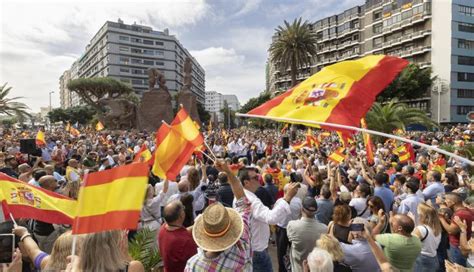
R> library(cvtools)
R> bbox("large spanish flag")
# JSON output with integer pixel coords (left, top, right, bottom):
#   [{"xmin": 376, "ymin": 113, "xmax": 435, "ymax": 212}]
[
  {"xmin": 248, "ymin": 55, "xmax": 409, "ymax": 131},
  {"xmin": 35, "ymin": 130, "xmax": 46, "ymax": 146},
  {"xmin": 72, "ymin": 163, "xmax": 149, "ymax": 234},
  {"xmin": 152, "ymin": 108, "xmax": 204, "ymax": 180},
  {"xmin": 0, "ymin": 173, "xmax": 77, "ymax": 224}
]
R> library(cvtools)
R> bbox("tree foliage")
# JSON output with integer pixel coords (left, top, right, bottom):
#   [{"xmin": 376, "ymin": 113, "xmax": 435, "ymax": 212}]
[
  {"xmin": 197, "ymin": 103, "xmax": 211, "ymax": 125},
  {"xmin": 47, "ymin": 105, "xmax": 97, "ymax": 125},
  {"xmin": 0, "ymin": 83, "xmax": 31, "ymax": 120},
  {"xmin": 365, "ymin": 100, "xmax": 437, "ymax": 141},
  {"xmin": 239, "ymin": 92, "xmax": 272, "ymax": 114},
  {"xmin": 269, "ymin": 17, "xmax": 318, "ymax": 87},
  {"xmin": 67, "ymin": 77, "xmax": 135, "ymax": 111},
  {"xmin": 221, "ymin": 100, "xmax": 236, "ymax": 129},
  {"xmin": 377, "ymin": 64, "xmax": 433, "ymax": 102},
  {"xmin": 128, "ymin": 228, "xmax": 161, "ymax": 272}
]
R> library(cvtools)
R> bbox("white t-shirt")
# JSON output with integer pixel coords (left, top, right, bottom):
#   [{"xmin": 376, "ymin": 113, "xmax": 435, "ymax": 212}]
[
  {"xmin": 417, "ymin": 225, "xmax": 441, "ymax": 257},
  {"xmin": 349, "ymin": 197, "xmax": 370, "ymax": 218}
]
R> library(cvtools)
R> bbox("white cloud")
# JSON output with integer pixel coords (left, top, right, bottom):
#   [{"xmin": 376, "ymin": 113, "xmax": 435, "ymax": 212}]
[
  {"xmin": 0, "ymin": 0, "xmax": 210, "ymax": 111},
  {"xmin": 234, "ymin": 0, "xmax": 263, "ymax": 17},
  {"xmin": 190, "ymin": 47, "xmax": 244, "ymax": 67}
]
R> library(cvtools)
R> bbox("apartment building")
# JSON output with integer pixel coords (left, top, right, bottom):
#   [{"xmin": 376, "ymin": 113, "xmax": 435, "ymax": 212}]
[
  {"xmin": 268, "ymin": 0, "xmax": 474, "ymax": 123},
  {"xmin": 205, "ymin": 91, "xmax": 241, "ymax": 122},
  {"xmin": 60, "ymin": 19, "xmax": 205, "ymax": 108}
]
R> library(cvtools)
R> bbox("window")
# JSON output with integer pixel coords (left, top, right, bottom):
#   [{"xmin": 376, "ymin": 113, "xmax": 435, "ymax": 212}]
[
  {"xmin": 119, "ymin": 35, "xmax": 129, "ymax": 41},
  {"xmin": 373, "ymin": 23, "xmax": 382, "ymax": 34},
  {"xmin": 143, "ymin": 60, "xmax": 154, "ymax": 65},
  {"xmin": 156, "ymin": 61, "xmax": 164, "ymax": 66},
  {"xmin": 401, "ymin": 9, "xmax": 413, "ymax": 20},
  {"xmin": 120, "ymin": 78, "xmax": 131, "ymax": 83},
  {"xmin": 155, "ymin": 41, "xmax": 164, "ymax": 46},
  {"xmin": 459, "ymin": 5, "xmax": 474, "ymax": 16},
  {"xmin": 373, "ymin": 11, "xmax": 382, "ymax": 21},
  {"xmin": 143, "ymin": 40, "xmax": 154, "ymax": 45},
  {"xmin": 458, "ymin": 89, "xmax": 474, "ymax": 98},
  {"xmin": 459, "ymin": 39, "xmax": 474, "ymax": 49},
  {"xmin": 459, "ymin": 22, "xmax": 474, "ymax": 33},
  {"xmin": 132, "ymin": 69, "xmax": 143, "ymax": 75},
  {"xmin": 143, "ymin": 49, "xmax": 154, "ymax": 55},
  {"xmin": 373, "ymin": 37, "xmax": 383, "ymax": 48},
  {"xmin": 457, "ymin": 106, "xmax": 474, "ymax": 115},
  {"xmin": 120, "ymin": 68, "xmax": 130, "ymax": 73},
  {"xmin": 119, "ymin": 57, "xmax": 129, "ymax": 64},
  {"xmin": 119, "ymin": 46, "xmax": 129, "ymax": 52},
  {"xmin": 459, "ymin": 56, "xmax": 474, "ymax": 66},
  {"xmin": 458, "ymin": 72, "xmax": 474, "ymax": 82},
  {"xmin": 131, "ymin": 79, "xmax": 143, "ymax": 85},
  {"xmin": 131, "ymin": 59, "xmax": 142, "ymax": 64},
  {"xmin": 131, "ymin": 38, "xmax": 141, "ymax": 43},
  {"xmin": 156, "ymin": 50, "xmax": 164, "ymax": 56},
  {"xmin": 131, "ymin": 48, "xmax": 142, "ymax": 54}
]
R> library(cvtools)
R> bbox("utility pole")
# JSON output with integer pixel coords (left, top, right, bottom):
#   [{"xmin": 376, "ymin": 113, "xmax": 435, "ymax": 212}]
[{"xmin": 49, "ymin": 91, "xmax": 54, "ymax": 131}]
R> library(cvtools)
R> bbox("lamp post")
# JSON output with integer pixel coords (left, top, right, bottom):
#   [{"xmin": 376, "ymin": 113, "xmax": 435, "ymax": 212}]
[
  {"xmin": 49, "ymin": 91, "xmax": 54, "ymax": 130},
  {"xmin": 432, "ymin": 79, "xmax": 448, "ymax": 125}
]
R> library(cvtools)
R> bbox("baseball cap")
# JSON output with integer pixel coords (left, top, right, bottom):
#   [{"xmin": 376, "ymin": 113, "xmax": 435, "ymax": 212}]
[{"xmin": 302, "ymin": 197, "xmax": 318, "ymax": 212}]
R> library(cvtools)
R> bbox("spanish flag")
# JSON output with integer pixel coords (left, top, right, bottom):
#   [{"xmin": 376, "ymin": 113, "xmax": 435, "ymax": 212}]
[
  {"xmin": 360, "ymin": 118, "xmax": 375, "ymax": 165},
  {"xmin": 72, "ymin": 163, "xmax": 149, "ymax": 234},
  {"xmin": 133, "ymin": 145, "xmax": 152, "ymax": 163},
  {"xmin": 35, "ymin": 130, "xmax": 46, "ymax": 146},
  {"xmin": 95, "ymin": 121, "xmax": 105, "ymax": 131},
  {"xmin": 248, "ymin": 55, "xmax": 409, "ymax": 131},
  {"xmin": 0, "ymin": 173, "xmax": 77, "ymax": 224},
  {"xmin": 328, "ymin": 147, "xmax": 346, "ymax": 164},
  {"xmin": 152, "ymin": 108, "xmax": 204, "ymax": 180},
  {"xmin": 69, "ymin": 127, "xmax": 81, "ymax": 137}
]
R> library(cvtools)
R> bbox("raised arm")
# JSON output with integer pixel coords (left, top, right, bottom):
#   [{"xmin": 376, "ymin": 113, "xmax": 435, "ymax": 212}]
[
  {"xmin": 215, "ymin": 160, "xmax": 244, "ymax": 200},
  {"xmin": 13, "ymin": 226, "xmax": 49, "ymax": 269}
]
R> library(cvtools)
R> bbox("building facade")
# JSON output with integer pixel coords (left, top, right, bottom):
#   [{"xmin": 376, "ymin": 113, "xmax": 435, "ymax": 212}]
[
  {"xmin": 268, "ymin": 0, "xmax": 474, "ymax": 123},
  {"xmin": 205, "ymin": 91, "xmax": 241, "ymax": 122},
  {"xmin": 60, "ymin": 19, "xmax": 205, "ymax": 108}
]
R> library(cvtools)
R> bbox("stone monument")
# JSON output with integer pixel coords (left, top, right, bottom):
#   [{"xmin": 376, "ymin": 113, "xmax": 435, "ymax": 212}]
[
  {"xmin": 176, "ymin": 57, "xmax": 201, "ymax": 124},
  {"xmin": 137, "ymin": 68, "xmax": 174, "ymax": 131}
]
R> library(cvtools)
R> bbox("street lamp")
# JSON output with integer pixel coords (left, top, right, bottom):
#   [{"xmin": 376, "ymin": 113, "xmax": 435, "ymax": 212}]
[
  {"xmin": 431, "ymin": 79, "xmax": 448, "ymax": 125},
  {"xmin": 49, "ymin": 91, "xmax": 54, "ymax": 130}
]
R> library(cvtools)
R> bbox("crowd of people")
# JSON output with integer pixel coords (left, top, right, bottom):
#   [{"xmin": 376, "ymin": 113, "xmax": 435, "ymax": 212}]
[{"xmin": 0, "ymin": 123, "xmax": 473, "ymax": 272}]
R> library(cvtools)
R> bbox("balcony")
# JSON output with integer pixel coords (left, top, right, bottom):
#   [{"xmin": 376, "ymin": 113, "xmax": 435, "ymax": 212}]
[
  {"xmin": 400, "ymin": 45, "xmax": 431, "ymax": 58},
  {"xmin": 382, "ymin": 29, "xmax": 431, "ymax": 49}
]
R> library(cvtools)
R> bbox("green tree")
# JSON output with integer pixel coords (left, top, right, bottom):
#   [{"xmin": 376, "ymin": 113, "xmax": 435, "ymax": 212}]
[
  {"xmin": 365, "ymin": 100, "xmax": 437, "ymax": 140},
  {"xmin": 67, "ymin": 77, "xmax": 135, "ymax": 112},
  {"xmin": 197, "ymin": 103, "xmax": 210, "ymax": 125},
  {"xmin": 0, "ymin": 83, "xmax": 31, "ymax": 120},
  {"xmin": 47, "ymin": 106, "xmax": 97, "ymax": 125},
  {"xmin": 128, "ymin": 228, "xmax": 161, "ymax": 272},
  {"xmin": 269, "ymin": 18, "xmax": 318, "ymax": 87},
  {"xmin": 377, "ymin": 64, "xmax": 434, "ymax": 102}
]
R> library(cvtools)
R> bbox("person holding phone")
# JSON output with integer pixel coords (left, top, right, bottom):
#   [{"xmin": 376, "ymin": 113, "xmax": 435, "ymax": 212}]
[{"xmin": 339, "ymin": 218, "xmax": 380, "ymax": 272}]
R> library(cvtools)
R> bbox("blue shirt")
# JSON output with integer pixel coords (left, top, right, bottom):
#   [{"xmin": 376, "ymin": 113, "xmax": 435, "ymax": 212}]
[
  {"xmin": 423, "ymin": 182, "xmax": 445, "ymax": 205},
  {"xmin": 398, "ymin": 194, "xmax": 423, "ymax": 223},
  {"xmin": 315, "ymin": 198, "xmax": 334, "ymax": 225},
  {"xmin": 340, "ymin": 239, "xmax": 381, "ymax": 272},
  {"xmin": 374, "ymin": 186, "xmax": 394, "ymax": 212}
]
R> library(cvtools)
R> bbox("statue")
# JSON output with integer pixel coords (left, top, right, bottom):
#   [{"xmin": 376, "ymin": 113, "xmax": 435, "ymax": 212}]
[
  {"xmin": 177, "ymin": 57, "xmax": 201, "ymax": 123},
  {"xmin": 137, "ymin": 67, "xmax": 174, "ymax": 131},
  {"xmin": 98, "ymin": 97, "xmax": 137, "ymax": 130}
]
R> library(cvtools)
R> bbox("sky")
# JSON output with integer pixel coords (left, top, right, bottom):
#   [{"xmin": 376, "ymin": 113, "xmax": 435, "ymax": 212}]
[{"xmin": 0, "ymin": 0, "xmax": 365, "ymax": 112}]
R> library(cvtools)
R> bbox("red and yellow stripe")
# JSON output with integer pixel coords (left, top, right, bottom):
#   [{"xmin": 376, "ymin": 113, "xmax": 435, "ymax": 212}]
[
  {"xmin": 72, "ymin": 163, "xmax": 149, "ymax": 234},
  {"xmin": 35, "ymin": 130, "xmax": 46, "ymax": 146},
  {"xmin": 248, "ymin": 55, "xmax": 409, "ymax": 131},
  {"xmin": 360, "ymin": 118, "xmax": 375, "ymax": 164},
  {"xmin": 328, "ymin": 147, "xmax": 346, "ymax": 164},
  {"xmin": 152, "ymin": 108, "xmax": 204, "ymax": 180},
  {"xmin": 0, "ymin": 173, "xmax": 77, "ymax": 224}
]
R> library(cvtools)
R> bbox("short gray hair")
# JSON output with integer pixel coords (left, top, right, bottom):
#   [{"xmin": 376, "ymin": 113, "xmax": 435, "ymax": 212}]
[{"xmin": 307, "ymin": 248, "xmax": 333, "ymax": 272}]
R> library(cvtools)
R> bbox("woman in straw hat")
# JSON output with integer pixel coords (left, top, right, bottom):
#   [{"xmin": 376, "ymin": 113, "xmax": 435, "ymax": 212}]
[{"xmin": 185, "ymin": 160, "xmax": 252, "ymax": 271}]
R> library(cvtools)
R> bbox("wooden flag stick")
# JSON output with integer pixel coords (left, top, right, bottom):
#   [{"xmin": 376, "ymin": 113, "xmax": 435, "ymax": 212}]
[
  {"xmin": 236, "ymin": 113, "xmax": 474, "ymax": 166},
  {"xmin": 200, "ymin": 150, "xmax": 215, "ymax": 164},
  {"xmin": 203, "ymin": 141, "xmax": 218, "ymax": 160}
]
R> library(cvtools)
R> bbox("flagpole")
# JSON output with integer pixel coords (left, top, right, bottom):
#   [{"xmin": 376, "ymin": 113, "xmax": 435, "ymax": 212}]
[
  {"xmin": 200, "ymin": 150, "xmax": 216, "ymax": 164},
  {"xmin": 236, "ymin": 113, "xmax": 474, "ymax": 166},
  {"xmin": 203, "ymin": 141, "xmax": 218, "ymax": 160}
]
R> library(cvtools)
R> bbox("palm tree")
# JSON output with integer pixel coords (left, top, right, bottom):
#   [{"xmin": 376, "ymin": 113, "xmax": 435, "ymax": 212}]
[
  {"xmin": 365, "ymin": 100, "xmax": 437, "ymax": 137},
  {"xmin": 269, "ymin": 17, "xmax": 318, "ymax": 87},
  {"xmin": 0, "ymin": 83, "xmax": 31, "ymax": 119}
]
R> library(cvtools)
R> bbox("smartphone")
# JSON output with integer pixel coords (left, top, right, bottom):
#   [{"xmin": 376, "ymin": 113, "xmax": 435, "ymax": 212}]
[
  {"xmin": 0, "ymin": 234, "xmax": 14, "ymax": 263},
  {"xmin": 350, "ymin": 223, "xmax": 364, "ymax": 231}
]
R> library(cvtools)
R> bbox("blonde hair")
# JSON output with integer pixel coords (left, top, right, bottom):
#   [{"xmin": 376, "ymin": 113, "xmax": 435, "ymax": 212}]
[
  {"xmin": 43, "ymin": 231, "xmax": 84, "ymax": 271},
  {"xmin": 316, "ymin": 234, "xmax": 344, "ymax": 262},
  {"xmin": 417, "ymin": 203, "xmax": 442, "ymax": 236},
  {"xmin": 79, "ymin": 230, "xmax": 128, "ymax": 272},
  {"xmin": 61, "ymin": 181, "xmax": 80, "ymax": 200}
]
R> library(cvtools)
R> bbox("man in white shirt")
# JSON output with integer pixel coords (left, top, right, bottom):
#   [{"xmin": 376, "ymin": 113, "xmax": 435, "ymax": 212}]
[
  {"xmin": 227, "ymin": 138, "xmax": 238, "ymax": 158},
  {"xmin": 276, "ymin": 183, "xmax": 303, "ymax": 272},
  {"xmin": 255, "ymin": 139, "xmax": 266, "ymax": 160},
  {"xmin": 233, "ymin": 167, "xmax": 300, "ymax": 272},
  {"xmin": 349, "ymin": 183, "xmax": 371, "ymax": 218}
]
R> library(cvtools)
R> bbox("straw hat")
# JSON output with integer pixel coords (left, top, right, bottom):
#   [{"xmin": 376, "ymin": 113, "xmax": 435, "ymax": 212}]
[{"xmin": 193, "ymin": 202, "xmax": 243, "ymax": 252}]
